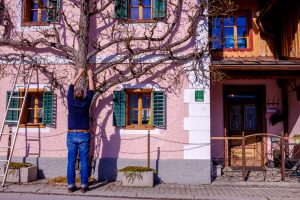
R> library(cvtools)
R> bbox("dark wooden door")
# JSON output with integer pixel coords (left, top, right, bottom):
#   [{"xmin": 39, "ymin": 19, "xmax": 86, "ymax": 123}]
[{"xmin": 224, "ymin": 85, "xmax": 266, "ymax": 167}]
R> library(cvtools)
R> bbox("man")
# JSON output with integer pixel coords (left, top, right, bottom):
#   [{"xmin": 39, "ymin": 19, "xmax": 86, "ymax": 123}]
[{"xmin": 67, "ymin": 68, "xmax": 94, "ymax": 193}]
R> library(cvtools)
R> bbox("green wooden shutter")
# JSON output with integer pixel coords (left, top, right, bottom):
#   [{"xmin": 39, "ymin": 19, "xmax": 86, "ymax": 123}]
[
  {"xmin": 0, "ymin": 0, "xmax": 4, "ymax": 25},
  {"xmin": 114, "ymin": 0, "xmax": 128, "ymax": 19},
  {"xmin": 113, "ymin": 91, "xmax": 126, "ymax": 126},
  {"xmin": 152, "ymin": 91, "xmax": 165, "ymax": 127},
  {"xmin": 153, "ymin": 0, "xmax": 166, "ymax": 19},
  {"xmin": 6, "ymin": 91, "xmax": 20, "ymax": 124},
  {"xmin": 47, "ymin": 0, "xmax": 60, "ymax": 22},
  {"xmin": 43, "ymin": 91, "xmax": 54, "ymax": 125}
]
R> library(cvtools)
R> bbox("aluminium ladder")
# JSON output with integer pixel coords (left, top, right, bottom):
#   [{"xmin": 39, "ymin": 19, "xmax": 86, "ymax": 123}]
[{"xmin": 0, "ymin": 65, "xmax": 34, "ymax": 187}]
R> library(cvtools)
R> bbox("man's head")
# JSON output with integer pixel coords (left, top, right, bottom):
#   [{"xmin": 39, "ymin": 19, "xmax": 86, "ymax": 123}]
[{"xmin": 74, "ymin": 88, "xmax": 84, "ymax": 99}]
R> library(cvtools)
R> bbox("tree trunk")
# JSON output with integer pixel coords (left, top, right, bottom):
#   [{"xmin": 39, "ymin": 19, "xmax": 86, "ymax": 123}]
[{"xmin": 76, "ymin": 0, "xmax": 90, "ymax": 90}]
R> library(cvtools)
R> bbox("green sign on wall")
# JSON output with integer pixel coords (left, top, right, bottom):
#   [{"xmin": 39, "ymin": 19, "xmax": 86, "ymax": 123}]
[{"xmin": 195, "ymin": 90, "xmax": 204, "ymax": 102}]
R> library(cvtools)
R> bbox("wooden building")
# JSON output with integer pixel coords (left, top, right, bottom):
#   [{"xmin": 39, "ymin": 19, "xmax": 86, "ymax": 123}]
[{"xmin": 210, "ymin": 0, "xmax": 300, "ymax": 169}]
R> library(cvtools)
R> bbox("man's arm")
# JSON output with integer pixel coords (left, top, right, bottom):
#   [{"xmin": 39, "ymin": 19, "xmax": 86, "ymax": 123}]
[
  {"xmin": 87, "ymin": 68, "xmax": 95, "ymax": 91},
  {"xmin": 86, "ymin": 68, "xmax": 95, "ymax": 104},
  {"xmin": 72, "ymin": 68, "xmax": 85, "ymax": 86}
]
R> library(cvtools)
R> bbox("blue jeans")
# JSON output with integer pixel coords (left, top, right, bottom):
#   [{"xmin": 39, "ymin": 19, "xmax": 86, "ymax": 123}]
[{"xmin": 67, "ymin": 132, "xmax": 90, "ymax": 188}]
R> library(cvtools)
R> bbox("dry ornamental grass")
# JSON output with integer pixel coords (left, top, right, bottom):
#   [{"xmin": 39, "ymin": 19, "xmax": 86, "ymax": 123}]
[{"xmin": 48, "ymin": 176, "xmax": 96, "ymax": 185}]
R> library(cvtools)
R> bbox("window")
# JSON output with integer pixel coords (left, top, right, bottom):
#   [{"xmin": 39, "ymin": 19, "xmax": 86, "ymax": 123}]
[
  {"xmin": 130, "ymin": 0, "xmax": 152, "ymax": 21},
  {"xmin": 211, "ymin": 12, "xmax": 251, "ymax": 50},
  {"xmin": 127, "ymin": 90, "xmax": 151, "ymax": 127},
  {"xmin": 114, "ymin": 0, "xmax": 166, "ymax": 22},
  {"xmin": 22, "ymin": 92, "xmax": 44, "ymax": 125},
  {"xmin": 6, "ymin": 89, "xmax": 54, "ymax": 127},
  {"xmin": 113, "ymin": 89, "xmax": 165, "ymax": 129},
  {"xmin": 22, "ymin": 0, "xmax": 60, "ymax": 26}
]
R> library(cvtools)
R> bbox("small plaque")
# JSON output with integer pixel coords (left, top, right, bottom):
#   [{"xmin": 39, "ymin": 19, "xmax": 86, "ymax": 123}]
[
  {"xmin": 232, "ymin": 148, "xmax": 255, "ymax": 158},
  {"xmin": 195, "ymin": 90, "xmax": 204, "ymax": 102}
]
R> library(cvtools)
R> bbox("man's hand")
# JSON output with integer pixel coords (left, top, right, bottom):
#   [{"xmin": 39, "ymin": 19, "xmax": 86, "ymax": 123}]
[
  {"xmin": 87, "ymin": 68, "xmax": 95, "ymax": 91},
  {"xmin": 87, "ymin": 68, "xmax": 93, "ymax": 77},
  {"xmin": 78, "ymin": 68, "xmax": 85, "ymax": 75}
]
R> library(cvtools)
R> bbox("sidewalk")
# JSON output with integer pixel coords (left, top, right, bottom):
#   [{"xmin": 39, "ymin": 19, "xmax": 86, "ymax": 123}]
[{"xmin": 1, "ymin": 180, "xmax": 300, "ymax": 200}]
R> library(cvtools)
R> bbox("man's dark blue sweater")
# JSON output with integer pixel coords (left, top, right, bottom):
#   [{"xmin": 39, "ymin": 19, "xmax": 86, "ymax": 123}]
[{"xmin": 67, "ymin": 84, "xmax": 94, "ymax": 130}]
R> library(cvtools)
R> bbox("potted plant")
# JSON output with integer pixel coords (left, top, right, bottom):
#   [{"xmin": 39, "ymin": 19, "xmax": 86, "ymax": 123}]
[
  {"xmin": 118, "ymin": 166, "xmax": 155, "ymax": 187},
  {"xmin": 1, "ymin": 162, "xmax": 38, "ymax": 183},
  {"xmin": 293, "ymin": 135, "xmax": 300, "ymax": 144}
]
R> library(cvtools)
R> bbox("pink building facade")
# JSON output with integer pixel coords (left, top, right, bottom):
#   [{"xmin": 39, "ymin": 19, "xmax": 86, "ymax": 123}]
[
  {"xmin": 210, "ymin": 0, "xmax": 300, "ymax": 174},
  {"xmin": 0, "ymin": 0, "xmax": 212, "ymax": 184}
]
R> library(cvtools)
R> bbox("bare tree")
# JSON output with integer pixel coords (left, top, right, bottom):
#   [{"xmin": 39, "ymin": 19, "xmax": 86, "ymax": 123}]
[{"xmin": 0, "ymin": 0, "xmax": 237, "ymax": 96}]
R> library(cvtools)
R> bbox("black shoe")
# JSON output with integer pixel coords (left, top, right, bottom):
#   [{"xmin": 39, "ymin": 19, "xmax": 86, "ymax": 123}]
[
  {"xmin": 81, "ymin": 187, "xmax": 89, "ymax": 194},
  {"xmin": 68, "ymin": 186, "xmax": 77, "ymax": 193}
]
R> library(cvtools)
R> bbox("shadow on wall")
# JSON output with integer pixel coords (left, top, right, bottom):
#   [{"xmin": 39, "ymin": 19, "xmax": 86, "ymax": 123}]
[
  {"xmin": 88, "ymin": 92, "xmax": 121, "ymax": 181},
  {"xmin": 97, "ymin": 126, "xmax": 121, "ymax": 181},
  {"xmin": 89, "ymin": 76, "xmax": 182, "ymax": 182}
]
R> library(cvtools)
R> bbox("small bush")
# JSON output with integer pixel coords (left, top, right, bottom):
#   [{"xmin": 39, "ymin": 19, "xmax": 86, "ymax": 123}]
[{"xmin": 118, "ymin": 166, "xmax": 156, "ymax": 173}]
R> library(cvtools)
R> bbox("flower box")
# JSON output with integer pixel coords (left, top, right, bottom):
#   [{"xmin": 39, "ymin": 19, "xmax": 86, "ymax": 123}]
[
  {"xmin": 118, "ymin": 166, "xmax": 154, "ymax": 187},
  {"xmin": 2, "ymin": 162, "xmax": 37, "ymax": 183},
  {"xmin": 293, "ymin": 135, "xmax": 300, "ymax": 144}
]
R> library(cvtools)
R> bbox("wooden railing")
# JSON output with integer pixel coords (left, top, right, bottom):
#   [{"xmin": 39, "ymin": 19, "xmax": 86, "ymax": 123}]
[{"xmin": 210, "ymin": 132, "xmax": 299, "ymax": 181}]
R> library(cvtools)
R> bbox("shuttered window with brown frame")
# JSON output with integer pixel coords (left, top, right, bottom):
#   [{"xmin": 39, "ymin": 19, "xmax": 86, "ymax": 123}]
[
  {"xmin": 6, "ymin": 88, "xmax": 54, "ymax": 127},
  {"xmin": 113, "ymin": 89, "xmax": 166, "ymax": 129},
  {"xmin": 115, "ymin": 0, "xmax": 166, "ymax": 23}
]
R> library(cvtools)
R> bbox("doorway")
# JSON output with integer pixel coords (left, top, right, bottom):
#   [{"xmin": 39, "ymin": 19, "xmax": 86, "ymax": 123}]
[{"xmin": 224, "ymin": 85, "xmax": 266, "ymax": 167}]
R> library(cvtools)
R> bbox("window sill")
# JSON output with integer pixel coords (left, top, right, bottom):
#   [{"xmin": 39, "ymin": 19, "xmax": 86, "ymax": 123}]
[
  {"xmin": 213, "ymin": 47, "xmax": 253, "ymax": 52},
  {"xmin": 123, "ymin": 19, "xmax": 158, "ymax": 24},
  {"xmin": 20, "ymin": 124, "xmax": 46, "ymax": 128},
  {"xmin": 21, "ymin": 22, "xmax": 50, "ymax": 27},
  {"xmin": 125, "ymin": 125, "xmax": 154, "ymax": 130},
  {"xmin": 117, "ymin": 18, "xmax": 167, "ymax": 24},
  {"xmin": 120, "ymin": 128, "xmax": 160, "ymax": 135}
]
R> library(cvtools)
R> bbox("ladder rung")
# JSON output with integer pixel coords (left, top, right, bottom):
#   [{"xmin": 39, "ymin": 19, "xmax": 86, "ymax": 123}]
[
  {"xmin": 0, "ymin": 146, "xmax": 12, "ymax": 149},
  {"xmin": 0, "ymin": 174, "xmax": 5, "ymax": 177},
  {"xmin": 0, "ymin": 160, "xmax": 8, "ymax": 162},
  {"xmin": 0, "ymin": 133, "xmax": 14, "ymax": 136},
  {"xmin": 7, "ymin": 108, "xmax": 21, "ymax": 111},
  {"xmin": 4, "ymin": 120, "xmax": 19, "ymax": 123},
  {"xmin": 10, "ymin": 96, "xmax": 24, "ymax": 99},
  {"xmin": 17, "ymin": 73, "xmax": 28, "ymax": 77},
  {"xmin": 27, "ymin": 139, "xmax": 39, "ymax": 141},
  {"xmin": 28, "ymin": 153, "xmax": 39, "ymax": 155}
]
